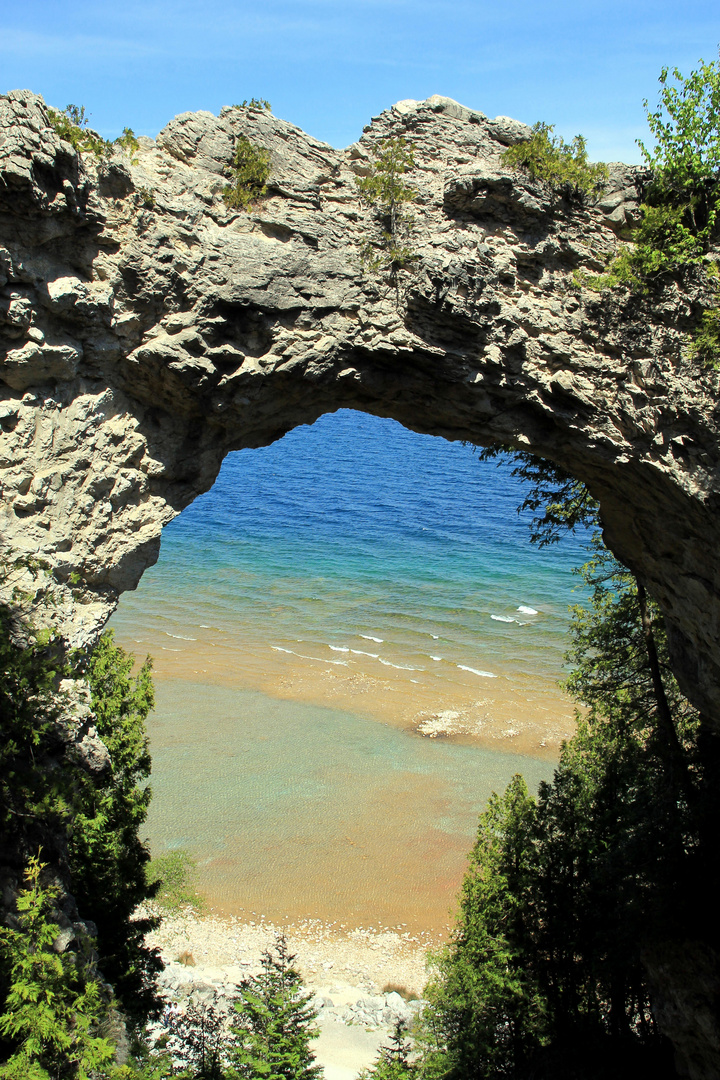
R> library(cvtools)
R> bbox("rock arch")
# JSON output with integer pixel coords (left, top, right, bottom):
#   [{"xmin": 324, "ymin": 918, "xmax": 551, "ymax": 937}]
[
  {"xmin": 3, "ymin": 88, "xmax": 720, "ymax": 1074},
  {"xmin": 2, "ymin": 88, "xmax": 719, "ymax": 728}
]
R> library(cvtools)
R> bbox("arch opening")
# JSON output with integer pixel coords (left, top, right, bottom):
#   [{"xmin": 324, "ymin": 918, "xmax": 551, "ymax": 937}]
[{"xmin": 108, "ymin": 409, "xmax": 589, "ymax": 935}]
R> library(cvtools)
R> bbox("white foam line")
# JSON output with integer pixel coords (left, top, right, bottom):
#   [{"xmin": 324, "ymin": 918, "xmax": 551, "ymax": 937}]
[
  {"xmin": 329, "ymin": 645, "xmax": 349, "ymax": 652},
  {"xmin": 430, "ymin": 655, "xmax": 442, "ymax": 661},
  {"xmin": 490, "ymin": 615, "xmax": 515, "ymax": 624},
  {"xmin": 378, "ymin": 659, "xmax": 423, "ymax": 671},
  {"xmin": 360, "ymin": 635, "xmax": 384, "ymax": 643},
  {"xmin": 271, "ymin": 646, "xmax": 348, "ymax": 666},
  {"xmin": 458, "ymin": 664, "xmax": 497, "ymax": 678},
  {"xmin": 517, "ymin": 605, "xmax": 539, "ymax": 615},
  {"xmin": 165, "ymin": 632, "xmax": 197, "ymax": 640},
  {"xmin": 350, "ymin": 649, "xmax": 379, "ymax": 658},
  {"xmin": 160, "ymin": 647, "xmax": 182, "ymax": 652}
]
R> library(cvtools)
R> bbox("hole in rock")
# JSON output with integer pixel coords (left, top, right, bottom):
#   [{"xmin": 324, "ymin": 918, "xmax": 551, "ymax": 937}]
[{"xmin": 109, "ymin": 409, "xmax": 590, "ymax": 940}]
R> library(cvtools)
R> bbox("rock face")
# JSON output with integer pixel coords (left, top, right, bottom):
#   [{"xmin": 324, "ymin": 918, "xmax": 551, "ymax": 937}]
[
  {"xmin": 1, "ymin": 90, "xmax": 718, "ymax": 727},
  {"xmin": 2, "ymin": 89, "xmax": 720, "ymax": 1075}
]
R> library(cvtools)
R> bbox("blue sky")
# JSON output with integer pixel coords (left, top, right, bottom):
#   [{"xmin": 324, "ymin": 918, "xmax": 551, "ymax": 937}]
[{"xmin": 1, "ymin": 1, "xmax": 718, "ymax": 161}]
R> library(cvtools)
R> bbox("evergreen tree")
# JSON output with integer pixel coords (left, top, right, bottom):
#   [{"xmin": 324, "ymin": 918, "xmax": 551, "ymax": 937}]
[
  {"xmin": 70, "ymin": 630, "xmax": 163, "ymax": 1025},
  {"xmin": 359, "ymin": 1020, "xmax": 418, "ymax": 1080},
  {"xmin": 418, "ymin": 777, "xmax": 545, "ymax": 1080},
  {"xmin": 0, "ymin": 565, "xmax": 163, "ymax": 1028},
  {"xmin": 228, "ymin": 935, "xmax": 322, "ymax": 1080},
  {"xmin": 418, "ymin": 454, "xmax": 700, "ymax": 1077},
  {"xmin": 0, "ymin": 855, "xmax": 115, "ymax": 1079},
  {"xmin": 167, "ymin": 998, "xmax": 231, "ymax": 1079}
]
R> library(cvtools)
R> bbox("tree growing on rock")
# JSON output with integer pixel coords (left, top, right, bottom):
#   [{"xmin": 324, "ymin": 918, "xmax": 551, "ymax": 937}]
[{"xmin": 356, "ymin": 137, "xmax": 418, "ymax": 275}]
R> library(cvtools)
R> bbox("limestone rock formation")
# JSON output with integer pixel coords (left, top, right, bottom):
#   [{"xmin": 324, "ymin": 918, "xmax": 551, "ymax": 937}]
[
  {"xmin": 1, "ymin": 89, "xmax": 718, "ymax": 725},
  {"xmin": 2, "ymin": 88, "xmax": 720, "ymax": 1076}
]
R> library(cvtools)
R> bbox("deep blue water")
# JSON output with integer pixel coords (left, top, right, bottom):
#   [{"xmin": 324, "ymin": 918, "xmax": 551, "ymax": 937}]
[{"xmin": 111, "ymin": 409, "xmax": 590, "ymax": 690}]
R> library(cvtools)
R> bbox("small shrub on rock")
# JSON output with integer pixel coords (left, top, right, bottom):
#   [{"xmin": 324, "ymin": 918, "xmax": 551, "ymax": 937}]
[
  {"xmin": 223, "ymin": 135, "xmax": 272, "ymax": 211},
  {"xmin": 232, "ymin": 99, "xmax": 272, "ymax": 112},
  {"xmin": 146, "ymin": 850, "xmax": 205, "ymax": 914},
  {"xmin": 501, "ymin": 121, "xmax": 608, "ymax": 202},
  {"xmin": 689, "ymin": 302, "xmax": 720, "ymax": 366},
  {"xmin": 47, "ymin": 104, "xmax": 140, "ymax": 161},
  {"xmin": 573, "ymin": 53, "xmax": 720, "ymax": 364},
  {"xmin": 48, "ymin": 104, "xmax": 111, "ymax": 157}
]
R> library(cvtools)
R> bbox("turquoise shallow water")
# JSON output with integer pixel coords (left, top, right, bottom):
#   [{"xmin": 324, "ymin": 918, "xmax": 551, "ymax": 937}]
[
  {"xmin": 144, "ymin": 680, "xmax": 554, "ymax": 932},
  {"xmin": 109, "ymin": 410, "xmax": 588, "ymax": 928}
]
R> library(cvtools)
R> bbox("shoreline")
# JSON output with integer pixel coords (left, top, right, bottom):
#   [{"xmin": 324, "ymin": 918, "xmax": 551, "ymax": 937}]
[
  {"xmin": 146, "ymin": 904, "xmax": 436, "ymax": 998},
  {"xmin": 139, "ymin": 677, "xmax": 560, "ymax": 938}
]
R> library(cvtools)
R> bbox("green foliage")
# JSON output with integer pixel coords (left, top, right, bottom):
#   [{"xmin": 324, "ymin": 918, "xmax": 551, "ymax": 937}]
[
  {"xmin": 228, "ymin": 934, "xmax": 322, "ymax": 1080},
  {"xmin": 638, "ymin": 53, "xmax": 720, "ymax": 255},
  {"xmin": 70, "ymin": 630, "xmax": 163, "ymax": 1025},
  {"xmin": 167, "ymin": 999, "xmax": 230, "ymax": 1079},
  {"xmin": 115, "ymin": 127, "xmax": 140, "ymax": 155},
  {"xmin": 359, "ymin": 1021, "xmax": 418, "ymax": 1080},
  {"xmin": 501, "ymin": 122, "xmax": 608, "ymax": 202},
  {"xmin": 577, "ymin": 55, "xmax": 720, "ymax": 362},
  {"xmin": 47, "ymin": 104, "xmax": 140, "ymax": 161},
  {"xmin": 223, "ymin": 135, "xmax": 272, "ymax": 211},
  {"xmin": 146, "ymin": 851, "xmax": 205, "ymax": 914},
  {"xmin": 563, "ymin": 542, "xmax": 698, "ymax": 747},
  {"xmin": 233, "ymin": 99, "xmax": 272, "ymax": 112},
  {"xmin": 689, "ymin": 301, "xmax": 720, "ymax": 365},
  {"xmin": 356, "ymin": 137, "xmax": 419, "ymax": 274},
  {"xmin": 0, "ymin": 598, "xmax": 71, "ymax": 874},
  {"xmin": 477, "ymin": 448, "xmax": 599, "ymax": 546},
  {"xmin": 573, "ymin": 247, "xmax": 641, "ymax": 293},
  {"xmin": 420, "ymin": 531, "xmax": 703, "ymax": 1078},
  {"xmin": 418, "ymin": 777, "xmax": 546, "ymax": 1080},
  {"xmin": 108, "ymin": 1060, "xmax": 178, "ymax": 1080},
  {"xmin": 0, "ymin": 591, "xmax": 162, "ymax": 1028},
  {"xmin": 0, "ymin": 855, "xmax": 115, "ymax": 1079},
  {"xmin": 48, "ymin": 104, "xmax": 111, "ymax": 157}
]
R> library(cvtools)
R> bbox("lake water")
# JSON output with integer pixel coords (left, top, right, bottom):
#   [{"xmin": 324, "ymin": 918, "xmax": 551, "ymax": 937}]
[{"xmin": 109, "ymin": 409, "xmax": 589, "ymax": 932}]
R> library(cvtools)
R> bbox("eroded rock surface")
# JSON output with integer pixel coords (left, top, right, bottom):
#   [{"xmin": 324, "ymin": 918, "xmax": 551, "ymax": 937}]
[
  {"xmin": 1, "ymin": 88, "xmax": 718, "ymax": 728},
  {"xmin": 2, "ymin": 87, "xmax": 720, "ymax": 1077}
]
